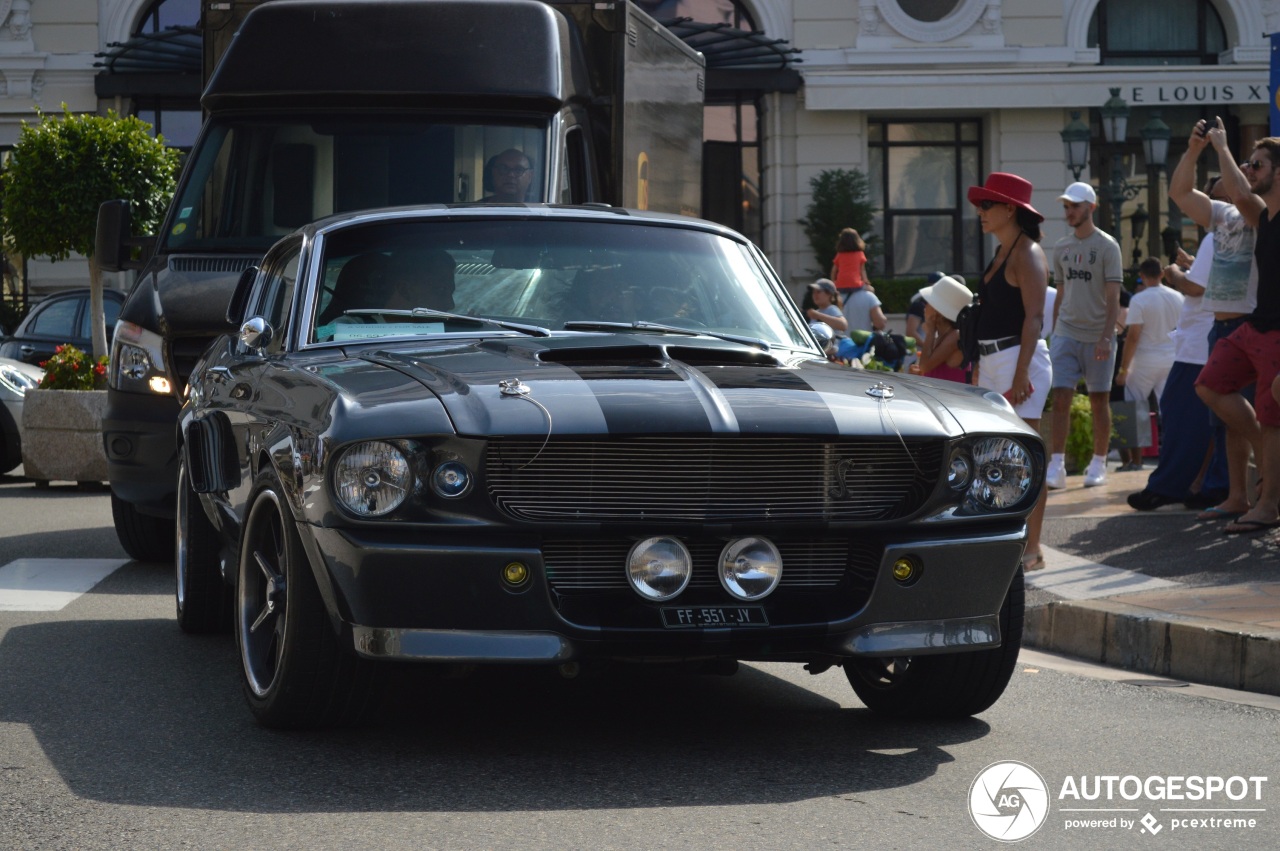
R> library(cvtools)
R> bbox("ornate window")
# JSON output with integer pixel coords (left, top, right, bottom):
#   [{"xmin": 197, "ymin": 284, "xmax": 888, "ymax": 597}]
[{"xmin": 861, "ymin": 0, "xmax": 999, "ymax": 43}]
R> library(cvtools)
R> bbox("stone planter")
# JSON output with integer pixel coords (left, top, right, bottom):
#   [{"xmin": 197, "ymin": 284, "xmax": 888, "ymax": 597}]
[{"xmin": 20, "ymin": 389, "xmax": 109, "ymax": 484}]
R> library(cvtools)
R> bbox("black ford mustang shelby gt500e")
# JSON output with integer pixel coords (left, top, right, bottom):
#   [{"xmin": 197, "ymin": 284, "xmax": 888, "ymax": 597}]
[{"xmin": 177, "ymin": 204, "xmax": 1044, "ymax": 728}]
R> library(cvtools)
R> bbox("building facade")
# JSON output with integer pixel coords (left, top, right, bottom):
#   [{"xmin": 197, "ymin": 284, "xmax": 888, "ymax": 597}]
[{"xmin": 2, "ymin": 0, "xmax": 1278, "ymax": 304}]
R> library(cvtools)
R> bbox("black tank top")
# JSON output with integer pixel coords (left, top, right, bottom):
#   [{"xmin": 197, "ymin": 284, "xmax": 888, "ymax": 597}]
[{"xmin": 976, "ymin": 233, "xmax": 1026, "ymax": 340}]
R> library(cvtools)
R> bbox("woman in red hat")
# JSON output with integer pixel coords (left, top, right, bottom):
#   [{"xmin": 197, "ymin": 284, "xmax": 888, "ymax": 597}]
[{"xmin": 968, "ymin": 172, "xmax": 1053, "ymax": 572}]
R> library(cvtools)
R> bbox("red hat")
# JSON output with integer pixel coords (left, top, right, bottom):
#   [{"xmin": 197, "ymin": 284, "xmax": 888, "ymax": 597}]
[{"xmin": 967, "ymin": 172, "xmax": 1044, "ymax": 223}]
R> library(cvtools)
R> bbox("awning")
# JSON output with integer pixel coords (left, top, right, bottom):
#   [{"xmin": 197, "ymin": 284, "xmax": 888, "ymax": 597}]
[
  {"xmin": 93, "ymin": 26, "xmax": 201, "ymax": 99},
  {"xmin": 660, "ymin": 18, "xmax": 801, "ymax": 93}
]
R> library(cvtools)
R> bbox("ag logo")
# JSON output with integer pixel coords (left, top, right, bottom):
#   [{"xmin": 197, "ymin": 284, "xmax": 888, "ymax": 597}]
[{"xmin": 969, "ymin": 760, "xmax": 1050, "ymax": 842}]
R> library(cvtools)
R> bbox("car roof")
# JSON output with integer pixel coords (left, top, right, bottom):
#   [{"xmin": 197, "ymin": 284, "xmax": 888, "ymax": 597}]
[{"xmin": 297, "ymin": 204, "xmax": 747, "ymax": 243}]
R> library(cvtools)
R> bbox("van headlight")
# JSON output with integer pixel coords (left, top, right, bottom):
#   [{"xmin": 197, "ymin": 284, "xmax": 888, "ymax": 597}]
[{"xmin": 110, "ymin": 320, "xmax": 172, "ymax": 394}]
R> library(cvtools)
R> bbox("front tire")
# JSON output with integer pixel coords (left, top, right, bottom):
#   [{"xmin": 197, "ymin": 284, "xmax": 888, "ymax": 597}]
[
  {"xmin": 844, "ymin": 568, "xmax": 1024, "ymax": 718},
  {"xmin": 112, "ymin": 492, "xmax": 176, "ymax": 562},
  {"xmin": 175, "ymin": 456, "xmax": 231, "ymax": 633},
  {"xmin": 236, "ymin": 469, "xmax": 376, "ymax": 729}
]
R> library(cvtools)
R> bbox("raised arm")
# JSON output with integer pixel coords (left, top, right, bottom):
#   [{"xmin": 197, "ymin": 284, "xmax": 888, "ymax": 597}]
[
  {"xmin": 1169, "ymin": 120, "xmax": 1214, "ymax": 229},
  {"xmin": 1208, "ymin": 116, "xmax": 1264, "ymax": 227}
]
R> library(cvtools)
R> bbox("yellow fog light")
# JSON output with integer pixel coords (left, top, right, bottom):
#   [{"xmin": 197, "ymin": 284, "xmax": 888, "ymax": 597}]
[
  {"xmin": 149, "ymin": 376, "xmax": 172, "ymax": 394},
  {"xmin": 503, "ymin": 562, "xmax": 529, "ymax": 586},
  {"xmin": 892, "ymin": 557, "xmax": 918, "ymax": 583}
]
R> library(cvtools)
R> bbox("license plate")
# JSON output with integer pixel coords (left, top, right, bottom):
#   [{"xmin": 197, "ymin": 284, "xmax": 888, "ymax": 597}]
[{"xmin": 660, "ymin": 606, "xmax": 768, "ymax": 628}]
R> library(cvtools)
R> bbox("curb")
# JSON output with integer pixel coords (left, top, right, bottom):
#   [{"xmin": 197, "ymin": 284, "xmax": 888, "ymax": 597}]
[{"xmin": 1025, "ymin": 601, "xmax": 1280, "ymax": 696}]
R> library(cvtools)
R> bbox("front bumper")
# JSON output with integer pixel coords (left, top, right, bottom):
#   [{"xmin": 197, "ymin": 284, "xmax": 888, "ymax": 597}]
[
  {"xmin": 301, "ymin": 524, "xmax": 1027, "ymax": 664},
  {"xmin": 103, "ymin": 389, "xmax": 181, "ymax": 516}
]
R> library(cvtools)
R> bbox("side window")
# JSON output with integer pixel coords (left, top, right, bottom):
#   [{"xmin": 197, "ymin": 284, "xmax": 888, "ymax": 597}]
[
  {"xmin": 252, "ymin": 241, "xmax": 302, "ymax": 352},
  {"xmin": 30, "ymin": 298, "xmax": 80, "ymax": 339},
  {"xmin": 79, "ymin": 298, "xmax": 123, "ymax": 340},
  {"xmin": 563, "ymin": 127, "xmax": 589, "ymax": 205}
]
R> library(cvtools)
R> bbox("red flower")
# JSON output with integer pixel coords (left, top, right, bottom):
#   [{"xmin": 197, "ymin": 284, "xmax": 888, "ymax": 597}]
[
  {"xmin": 55, "ymin": 345, "xmax": 64, "ymax": 353},
  {"xmin": 94, "ymin": 364, "xmax": 106, "ymax": 375}
]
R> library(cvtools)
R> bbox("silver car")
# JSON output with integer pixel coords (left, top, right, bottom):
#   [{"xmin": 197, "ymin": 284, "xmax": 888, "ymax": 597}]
[{"xmin": 0, "ymin": 357, "xmax": 44, "ymax": 474}]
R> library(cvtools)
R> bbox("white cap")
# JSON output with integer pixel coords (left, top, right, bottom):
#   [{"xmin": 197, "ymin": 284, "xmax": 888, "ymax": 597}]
[{"xmin": 1059, "ymin": 182, "xmax": 1097, "ymax": 204}]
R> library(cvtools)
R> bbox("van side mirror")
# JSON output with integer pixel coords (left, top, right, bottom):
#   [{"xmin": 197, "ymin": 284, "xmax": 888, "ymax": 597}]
[
  {"xmin": 226, "ymin": 266, "xmax": 259, "ymax": 326},
  {"xmin": 96, "ymin": 200, "xmax": 131, "ymax": 273}
]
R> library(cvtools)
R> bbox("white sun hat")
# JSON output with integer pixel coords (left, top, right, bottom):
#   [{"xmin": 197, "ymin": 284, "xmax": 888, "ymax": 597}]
[{"xmin": 918, "ymin": 274, "xmax": 972, "ymax": 322}]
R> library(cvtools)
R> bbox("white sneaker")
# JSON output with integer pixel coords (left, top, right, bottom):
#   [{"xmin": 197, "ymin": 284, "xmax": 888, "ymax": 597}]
[
  {"xmin": 1046, "ymin": 459, "xmax": 1067, "ymax": 490},
  {"xmin": 1084, "ymin": 458, "xmax": 1107, "ymax": 488}
]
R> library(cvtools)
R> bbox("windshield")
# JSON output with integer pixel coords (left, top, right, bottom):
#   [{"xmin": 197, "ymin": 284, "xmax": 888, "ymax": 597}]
[
  {"xmin": 309, "ymin": 218, "xmax": 812, "ymax": 350},
  {"xmin": 162, "ymin": 116, "xmax": 547, "ymax": 253}
]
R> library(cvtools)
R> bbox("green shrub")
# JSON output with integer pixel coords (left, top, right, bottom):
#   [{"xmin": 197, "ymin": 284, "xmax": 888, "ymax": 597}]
[
  {"xmin": 798, "ymin": 168, "xmax": 878, "ymax": 276},
  {"xmin": 872, "ymin": 277, "xmax": 928, "ymax": 314}
]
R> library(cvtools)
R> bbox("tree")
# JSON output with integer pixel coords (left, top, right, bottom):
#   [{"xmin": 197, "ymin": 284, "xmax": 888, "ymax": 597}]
[
  {"xmin": 798, "ymin": 168, "xmax": 878, "ymax": 278},
  {"xmin": 0, "ymin": 106, "xmax": 179, "ymax": 359}
]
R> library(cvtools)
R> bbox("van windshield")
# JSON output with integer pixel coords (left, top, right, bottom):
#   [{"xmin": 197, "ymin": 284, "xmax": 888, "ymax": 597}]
[{"xmin": 161, "ymin": 116, "xmax": 547, "ymax": 253}]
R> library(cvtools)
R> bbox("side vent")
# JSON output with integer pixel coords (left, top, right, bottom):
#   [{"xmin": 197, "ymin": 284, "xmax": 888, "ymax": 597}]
[
  {"xmin": 170, "ymin": 256, "xmax": 260, "ymax": 274},
  {"xmin": 185, "ymin": 414, "xmax": 241, "ymax": 494}
]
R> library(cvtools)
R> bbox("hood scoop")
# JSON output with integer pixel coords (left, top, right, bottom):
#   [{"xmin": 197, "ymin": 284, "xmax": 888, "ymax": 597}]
[{"xmin": 539, "ymin": 344, "xmax": 780, "ymax": 368}]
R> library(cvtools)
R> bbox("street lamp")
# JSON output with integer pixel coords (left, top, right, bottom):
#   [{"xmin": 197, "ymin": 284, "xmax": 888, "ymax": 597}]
[
  {"xmin": 1061, "ymin": 111, "xmax": 1091, "ymax": 181},
  {"xmin": 1129, "ymin": 204, "xmax": 1148, "ymax": 270}
]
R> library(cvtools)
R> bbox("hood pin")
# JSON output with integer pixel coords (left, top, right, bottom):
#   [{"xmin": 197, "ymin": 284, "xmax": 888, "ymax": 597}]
[
  {"xmin": 499, "ymin": 378, "xmax": 530, "ymax": 396},
  {"xmin": 866, "ymin": 381, "xmax": 895, "ymax": 401}
]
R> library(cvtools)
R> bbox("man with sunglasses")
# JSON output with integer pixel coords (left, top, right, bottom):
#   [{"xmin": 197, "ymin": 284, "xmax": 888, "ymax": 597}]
[
  {"xmin": 1168, "ymin": 124, "xmax": 1258, "ymax": 525},
  {"xmin": 1192, "ymin": 119, "xmax": 1280, "ymax": 535},
  {"xmin": 483, "ymin": 148, "xmax": 534, "ymax": 203}
]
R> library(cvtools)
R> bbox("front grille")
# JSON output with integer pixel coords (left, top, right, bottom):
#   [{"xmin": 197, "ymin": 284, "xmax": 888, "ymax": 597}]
[
  {"xmin": 170, "ymin": 336, "xmax": 217, "ymax": 386},
  {"xmin": 487, "ymin": 437, "xmax": 943, "ymax": 522},
  {"xmin": 169, "ymin": 256, "xmax": 260, "ymax": 274},
  {"xmin": 544, "ymin": 538, "xmax": 854, "ymax": 593}
]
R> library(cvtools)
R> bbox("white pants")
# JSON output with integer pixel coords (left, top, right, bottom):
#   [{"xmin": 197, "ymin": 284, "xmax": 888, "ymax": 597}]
[
  {"xmin": 1123, "ymin": 356, "xmax": 1172, "ymax": 448},
  {"xmin": 977, "ymin": 339, "xmax": 1053, "ymax": 420}
]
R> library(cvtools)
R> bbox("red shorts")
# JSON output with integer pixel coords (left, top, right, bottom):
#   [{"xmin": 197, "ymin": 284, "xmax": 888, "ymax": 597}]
[{"xmin": 1195, "ymin": 322, "xmax": 1280, "ymax": 426}]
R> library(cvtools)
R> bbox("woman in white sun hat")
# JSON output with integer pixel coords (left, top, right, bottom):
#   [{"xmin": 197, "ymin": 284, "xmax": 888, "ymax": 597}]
[{"xmin": 909, "ymin": 274, "xmax": 971, "ymax": 383}]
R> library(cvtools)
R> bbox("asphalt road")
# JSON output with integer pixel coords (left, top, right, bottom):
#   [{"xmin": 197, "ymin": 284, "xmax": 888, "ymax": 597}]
[{"xmin": 1, "ymin": 471, "xmax": 1278, "ymax": 850}]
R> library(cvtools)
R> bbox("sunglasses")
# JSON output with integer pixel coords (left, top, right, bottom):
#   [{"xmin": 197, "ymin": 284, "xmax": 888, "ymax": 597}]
[
  {"xmin": 1242, "ymin": 159, "xmax": 1269, "ymax": 171},
  {"xmin": 977, "ymin": 200, "xmax": 1004, "ymax": 211},
  {"xmin": 494, "ymin": 165, "xmax": 532, "ymax": 177}
]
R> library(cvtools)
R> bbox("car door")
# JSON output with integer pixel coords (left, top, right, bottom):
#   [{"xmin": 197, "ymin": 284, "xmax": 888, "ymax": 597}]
[
  {"xmin": 9, "ymin": 294, "xmax": 83, "ymax": 366},
  {"xmin": 221, "ymin": 239, "xmax": 303, "ymax": 521}
]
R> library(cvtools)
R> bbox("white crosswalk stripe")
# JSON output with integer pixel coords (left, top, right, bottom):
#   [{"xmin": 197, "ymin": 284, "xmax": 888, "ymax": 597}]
[{"xmin": 0, "ymin": 558, "xmax": 128, "ymax": 611}]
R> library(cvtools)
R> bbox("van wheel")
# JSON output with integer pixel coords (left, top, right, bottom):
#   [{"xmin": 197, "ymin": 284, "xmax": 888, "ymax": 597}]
[
  {"xmin": 175, "ymin": 457, "xmax": 231, "ymax": 633},
  {"xmin": 844, "ymin": 568, "xmax": 1024, "ymax": 718},
  {"xmin": 112, "ymin": 492, "xmax": 176, "ymax": 562},
  {"xmin": 236, "ymin": 470, "xmax": 377, "ymax": 729}
]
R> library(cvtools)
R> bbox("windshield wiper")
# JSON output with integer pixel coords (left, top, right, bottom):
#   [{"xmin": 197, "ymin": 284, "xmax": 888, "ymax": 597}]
[
  {"xmin": 343, "ymin": 308, "xmax": 550, "ymax": 337},
  {"xmin": 563, "ymin": 320, "xmax": 771, "ymax": 351}
]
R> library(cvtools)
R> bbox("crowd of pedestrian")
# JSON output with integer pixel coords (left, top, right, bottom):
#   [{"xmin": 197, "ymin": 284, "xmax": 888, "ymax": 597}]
[{"xmin": 799, "ymin": 117, "xmax": 1280, "ymax": 556}]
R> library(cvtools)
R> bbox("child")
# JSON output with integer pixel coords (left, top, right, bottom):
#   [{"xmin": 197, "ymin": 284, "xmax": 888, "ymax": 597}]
[
  {"xmin": 831, "ymin": 228, "xmax": 872, "ymax": 299},
  {"xmin": 907, "ymin": 274, "xmax": 970, "ymax": 383}
]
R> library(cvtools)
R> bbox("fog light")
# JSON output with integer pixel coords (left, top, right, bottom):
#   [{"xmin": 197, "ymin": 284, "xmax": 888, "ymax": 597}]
[
  {"xmin": 718, "ymin": 536, "xmax": 782, "ymax": 601},
  {"xmin": 503, "ymin": 562, "xmax": 529, "ymax": 586},
  {"xmin": 892, "ymin": 557, "xmax": 918, "ymax": 583},
  {"xmin": 627, "ymin": 537, "xmax": 692, "ymax": 601},
  {"xmin": 149, "ymin": 376, "xmax": 172, "ymax": 394}
]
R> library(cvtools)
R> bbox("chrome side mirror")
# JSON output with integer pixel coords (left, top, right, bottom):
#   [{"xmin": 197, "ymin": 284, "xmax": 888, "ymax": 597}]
[{"xmin": 239, "ymin": 316, "xmax": 273, "ymax": 352}]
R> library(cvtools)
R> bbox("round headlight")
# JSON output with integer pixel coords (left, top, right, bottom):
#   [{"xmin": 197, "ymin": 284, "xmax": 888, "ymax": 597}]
[
  {"xmin": 333, "ymin": 440, "xmax": 411, "ymax": 517},
  {"xmin": 431, "ymin": 461, "xmax": 472, "ymax": 498},
  {"xmin": 966, "ymin": 437, "xmax": 1033, "ymax": 511},
  {"xmin": 947, "ymin": 450, "xmax": 972, "ymax": 490},
  {"xmin": 627, "ymin": 537, "xmax": 692, "ymax": 601},
  {"xmin": 719, "ymin": 536, "xmax": 782, "ymax": 601}
]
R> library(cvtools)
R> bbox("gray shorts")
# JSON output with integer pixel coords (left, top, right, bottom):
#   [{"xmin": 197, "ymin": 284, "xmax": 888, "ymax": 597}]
[{"xmin": 1049, "ymin": 334, "xmax": 1116, "ymax": 393}]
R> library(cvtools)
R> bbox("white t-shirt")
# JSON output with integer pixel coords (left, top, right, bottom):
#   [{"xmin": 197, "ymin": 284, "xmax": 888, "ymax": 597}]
[
  {"xmin": 1171, "ymin": 234, "xmax": 1215, "ymax": 365},
  {"xmin": 1202, "ymin": 200, "xmax": 1257, "ymax": 314},
  {"xmin": 1127, "ymin": 284, "xmax": 1184, "ymax": 367}
]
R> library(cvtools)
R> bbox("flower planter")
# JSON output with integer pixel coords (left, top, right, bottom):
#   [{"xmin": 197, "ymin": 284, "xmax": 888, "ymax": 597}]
[{"xmin": 20, "ymin": 389, "xmax": 109, "ymax": 484}]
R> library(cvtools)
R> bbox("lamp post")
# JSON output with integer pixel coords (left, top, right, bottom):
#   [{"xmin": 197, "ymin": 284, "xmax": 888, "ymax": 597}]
[
  {"xmin": 1060, "ymin": 111, "xmax": 1091, "ymax": 181},
  {"xmin": 1129, "ymin": 204, "xmax": 1148, "ymax": 271}
]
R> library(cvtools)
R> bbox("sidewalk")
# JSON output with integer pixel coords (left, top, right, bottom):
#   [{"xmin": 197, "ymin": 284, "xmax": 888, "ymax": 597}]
[{"xmin": 1024, "ymin": 464, "xmax": 1280, "ymax": 696}]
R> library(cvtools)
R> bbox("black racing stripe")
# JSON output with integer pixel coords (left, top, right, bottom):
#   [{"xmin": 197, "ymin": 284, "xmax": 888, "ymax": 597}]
[
  {"xmin": 560, "ymin": 362, "xmax": 715, "ymax": 434},
  {"xmin": 686, "ymin": 363, "xmax": 840, "ymax": 435}
]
